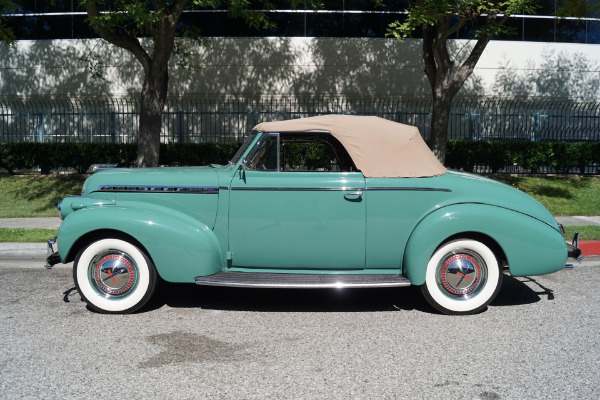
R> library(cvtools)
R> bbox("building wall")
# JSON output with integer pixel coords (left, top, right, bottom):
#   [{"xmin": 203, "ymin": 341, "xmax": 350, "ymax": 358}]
[{"xmin": 0, "ymin": 37, "xmax": 599, "ymax": 100}]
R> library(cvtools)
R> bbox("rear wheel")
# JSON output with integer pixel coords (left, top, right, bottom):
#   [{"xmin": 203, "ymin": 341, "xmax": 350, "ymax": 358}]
[
  {"xmin": 74, "ymin": 237, "xmax": 157, "ymax": 314},
  {"xmin": 421, "ymin": 239, "xmax": 503, "ymax": 315}
]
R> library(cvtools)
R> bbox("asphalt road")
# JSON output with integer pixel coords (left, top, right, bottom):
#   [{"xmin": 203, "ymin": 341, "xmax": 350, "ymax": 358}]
[{"xmin": 1, "ymin": 263, "xmax": 599, "ymax": 400}]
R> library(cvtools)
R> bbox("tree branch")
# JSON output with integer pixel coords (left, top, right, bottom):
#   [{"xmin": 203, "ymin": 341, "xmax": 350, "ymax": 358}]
[
  {"xmin": 83, "ymin": 0, "xmax": 152, "ymax": 71},
  {"xmin": 152, "ymin": 0, "xmax": 189, "ymax": 70},
  {"xmin": 169, "ymin": 0, "xmax": 190, "ymax": 18},
  {"xmin": 430, "ymin": 15, "xmax": 454, "ymax": 92},
  {"xmin": 449, "ymin": 13, "xmax": 511, "ymax": 96}
]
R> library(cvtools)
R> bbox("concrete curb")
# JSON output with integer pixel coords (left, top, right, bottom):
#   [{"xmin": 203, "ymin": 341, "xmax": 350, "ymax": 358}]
[
  {"xmin": 0, "ymin": 242, "xmax": 47, "ymax": 259},
  {"xmin": 579, "ymin": 241, "xmax": 600, "ymax": 257}
]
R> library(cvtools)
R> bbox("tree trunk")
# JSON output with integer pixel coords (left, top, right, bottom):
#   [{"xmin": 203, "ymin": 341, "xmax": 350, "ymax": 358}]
[
  {"xmin": 429, "ymin": 92, "xmax": 453, "ymax": 165},
  {"xmin": 136, "ymin": 67, "xmax": 169, "ymax": 168},
  {"xmin": 83, "ymin": 0, "xmax": 185, "ymax": 168}
]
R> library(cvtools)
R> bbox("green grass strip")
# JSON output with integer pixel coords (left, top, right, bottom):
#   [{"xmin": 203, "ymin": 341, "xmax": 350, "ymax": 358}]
[
  {"xmin": 0, "ymin": 228, "xmax": 58, "ymax": 243},
  {"xmin": 493, "ymin": 176, "xmax": 600, "ymax": 216},
  {"xmin": 0, "ymin": 175, "xmax": 84, "ymax": 218},
  {"xmin": 563, "ymin": 226, "xmax": 600, "ymax": 241}
]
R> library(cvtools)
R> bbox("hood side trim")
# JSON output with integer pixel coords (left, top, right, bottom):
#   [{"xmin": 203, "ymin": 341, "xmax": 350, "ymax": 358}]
[{"xmin": 96, "ymin": 185, "xmax": 219, "ymax": 194}]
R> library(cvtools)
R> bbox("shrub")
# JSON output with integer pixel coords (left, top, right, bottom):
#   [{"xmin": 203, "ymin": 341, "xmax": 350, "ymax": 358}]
[{"xmin": 1, "ymin": 140, "xmax": 597, "ymax": 175}]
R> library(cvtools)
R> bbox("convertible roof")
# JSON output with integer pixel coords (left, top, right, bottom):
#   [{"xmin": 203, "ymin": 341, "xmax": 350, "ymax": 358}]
[{"xmin": 253, "ymin": 114, "xmax": 446, "ymax": 178}]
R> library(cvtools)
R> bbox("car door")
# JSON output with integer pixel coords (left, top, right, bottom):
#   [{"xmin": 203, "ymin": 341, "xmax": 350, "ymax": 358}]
[{"xmin": 228, "ymin": 132, "xmax": 366, "ymax": 270}]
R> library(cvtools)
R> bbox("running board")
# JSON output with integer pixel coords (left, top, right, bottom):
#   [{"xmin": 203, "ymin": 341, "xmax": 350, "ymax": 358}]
[{"xmin": 194, "ymin": 271, "xmax": 411, "ymax": 289}]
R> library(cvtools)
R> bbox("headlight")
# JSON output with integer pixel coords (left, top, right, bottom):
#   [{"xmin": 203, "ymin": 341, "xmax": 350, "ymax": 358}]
[{"xmin": 57, "ymin": 200, "xmax": 63, "ymax": 220}]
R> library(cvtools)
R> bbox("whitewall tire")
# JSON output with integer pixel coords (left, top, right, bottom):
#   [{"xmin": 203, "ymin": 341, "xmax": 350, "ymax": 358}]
[
  {"xmin": 421, "ymin": 239, "xmax": 503, "ymax": 315},
  {"xmin": 74, "ymin": 237, "xmax": 157, "ymax": 314}
]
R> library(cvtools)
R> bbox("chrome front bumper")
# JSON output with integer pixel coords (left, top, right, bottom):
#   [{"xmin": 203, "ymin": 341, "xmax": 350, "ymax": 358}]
[{"xmin": 44, "ymin": 237, "xmax": 61, "ymax": 269}]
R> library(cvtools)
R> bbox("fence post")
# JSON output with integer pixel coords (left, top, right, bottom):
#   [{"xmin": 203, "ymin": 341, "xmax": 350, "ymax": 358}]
[
  {"xmin": 110, "ymin": 112, "xmax": 116, "ymax": 144},
  {"xmin": 1, "ymin": 97, "xmax": 599, "ymax": 145},
  {"xmin": 177, "ymin": 111, "xmax": 184, "ymax": 143},
  {"xmin": 37, "ymin": 113, "xmax": 44, "ymax": 143}
]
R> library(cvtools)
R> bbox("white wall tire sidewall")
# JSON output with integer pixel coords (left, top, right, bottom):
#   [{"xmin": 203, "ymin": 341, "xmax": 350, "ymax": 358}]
[
  {"xmin": 425, "ymin": 239, "xmax": 500, "ymax": 313},
  {"xmin": 75, "ymin": 238, "xmax": 151, "ymax": 313}
]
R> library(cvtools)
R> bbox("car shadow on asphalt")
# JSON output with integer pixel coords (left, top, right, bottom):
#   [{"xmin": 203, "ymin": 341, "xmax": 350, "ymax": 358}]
[
  {"xmin": 491, "ymin": 274, "xmax": 553, "ymax": 307},
  {"xmin": 145, "ymin": 283, "xmax": 431, "ymax": 313},
  {"xmin": 141, "ymin": 272, "xmax": 551, "ymax": 314}
]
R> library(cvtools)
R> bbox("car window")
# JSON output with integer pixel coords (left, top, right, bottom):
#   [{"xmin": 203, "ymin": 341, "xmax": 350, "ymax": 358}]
[
  {"xmin": 243, "ymin": 132, "xmax": 358, "ymax": 173},
  {"xmin": 281, "ymin": 141, "xmax": 337, "ymax": 171},
  {"xmin": 280, "ymin": 133, "xmax": 356, "ymax": 172},
  {"xmin": 244, "ymin": 134, "xmax": 279, "ymax": 171}
]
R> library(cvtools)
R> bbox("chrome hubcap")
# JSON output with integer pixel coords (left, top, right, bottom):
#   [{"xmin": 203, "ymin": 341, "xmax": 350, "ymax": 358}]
[
  {"xmin": 436, "ymin": 250, "xmax": 487, "ymax": 300},
  {"xmin": 88, "ymin": 250, "xmax": 139, "ymax": 299}
]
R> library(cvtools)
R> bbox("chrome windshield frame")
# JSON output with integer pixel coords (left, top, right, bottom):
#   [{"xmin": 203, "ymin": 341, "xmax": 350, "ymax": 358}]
[{"xmin": 228, "ymin": 130, "xmax": 260, "ymax": 168}]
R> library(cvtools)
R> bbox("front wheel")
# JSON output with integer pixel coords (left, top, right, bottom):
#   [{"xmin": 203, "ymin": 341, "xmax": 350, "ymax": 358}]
[
  {"xmin": 74, "ymin": 237, "xmax": 157, "ymax": 314},
  {"xmin": 421, "ymin": 239, "xmax": 503, "ymax": 315}
]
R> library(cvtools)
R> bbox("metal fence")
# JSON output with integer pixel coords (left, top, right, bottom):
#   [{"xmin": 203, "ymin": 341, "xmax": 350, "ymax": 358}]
[{"xmin": 1, "ymin": 97, "xmax": 599, "ymax": 144}]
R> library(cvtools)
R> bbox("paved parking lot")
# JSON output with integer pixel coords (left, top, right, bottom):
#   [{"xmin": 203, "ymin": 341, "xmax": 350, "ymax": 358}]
[{"xmin": 1, "ymin": 262, "xmax": 599, "ymax": 399}]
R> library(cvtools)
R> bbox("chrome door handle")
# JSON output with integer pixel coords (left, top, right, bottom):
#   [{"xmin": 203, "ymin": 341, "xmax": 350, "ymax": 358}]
[{"xmin": 344, "ymin": 191, "xmax": 363, "ymax": 200}]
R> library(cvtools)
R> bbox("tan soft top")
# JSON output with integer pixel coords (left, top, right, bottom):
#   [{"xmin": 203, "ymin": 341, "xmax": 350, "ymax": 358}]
[{"xmin": 253, "ymin": 114, "xmax": 446, "ymax": 178}]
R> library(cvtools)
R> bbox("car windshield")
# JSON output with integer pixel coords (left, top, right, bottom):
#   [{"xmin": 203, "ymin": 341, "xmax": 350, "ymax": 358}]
[{"xmin": 228, "ymin": 131, "xmax": 259, "ymax": 167}]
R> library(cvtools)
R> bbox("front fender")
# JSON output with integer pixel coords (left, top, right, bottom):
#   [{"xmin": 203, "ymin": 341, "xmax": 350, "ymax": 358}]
[
  {"xmin": 403, "ymin": 204, "xmax": 567, "ymax": 285},
  {"xmin": 58, "ymin": 202, "xmax": 224, "ymax": 282}
]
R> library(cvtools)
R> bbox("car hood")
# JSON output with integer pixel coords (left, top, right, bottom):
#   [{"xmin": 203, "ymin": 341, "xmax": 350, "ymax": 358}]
[
  {"xmin": 82, "ymin": 166, "xmax": 220, "ymax": 196},
  {"xmin": 434, "ymin": 170, "xmax": 560, "ymax": 231}
]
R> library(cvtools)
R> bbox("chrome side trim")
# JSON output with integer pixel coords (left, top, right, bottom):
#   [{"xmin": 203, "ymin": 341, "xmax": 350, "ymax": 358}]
[
  {"xmin": 94, "ymin": 185, "xmax": 445, "ymax": 194},
  {"xmin": 231, "ymin": 186, "xmax": 365, "ymax": 192},
  {"xmin": 97, "ymin": 185, "xmax": 219, "ymax": 194},
  {"xmin": 366, "ymin": 187, "xmax": 452, "ymax": 192},
  {"xmin": 230, "ymin": 186, "xmax": 451, "ymax": 192}
]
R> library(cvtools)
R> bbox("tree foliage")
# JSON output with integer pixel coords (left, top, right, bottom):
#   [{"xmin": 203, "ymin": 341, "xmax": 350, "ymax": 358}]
[
  {"xmin": 0, "ymin": 0, "xmax": 17, "ymax": 46},
  {"xmin": 386, "ymin": 0, "xmax": 537, "ymax": 164},
  {"xmin": 82, "ymin": 0, "xmax": 321, "ymax": 167},
  {"xmin": 556, "ymin": 0, "xmax": 600, "ymax": 20}
]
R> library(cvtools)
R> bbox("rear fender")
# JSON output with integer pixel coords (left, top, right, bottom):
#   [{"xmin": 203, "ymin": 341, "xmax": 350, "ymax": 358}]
[
  {"xmin": 403, "ymin": 204, "xmax": 567, "ymax": 285},
  {"xmin": 58, "ymin": 202, "xmax": 224, "ymax": 282}
]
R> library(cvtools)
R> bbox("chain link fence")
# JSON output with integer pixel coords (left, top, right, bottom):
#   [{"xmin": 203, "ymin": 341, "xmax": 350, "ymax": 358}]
[{"xmin": 1, "ymin": 97, "xmax": 599, "ymax": 144}]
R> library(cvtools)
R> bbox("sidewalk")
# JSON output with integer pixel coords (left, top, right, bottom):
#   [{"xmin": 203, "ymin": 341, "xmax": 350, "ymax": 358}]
[
  {"xmin": 0, "ymin": 216, "xmax": 599, "ymax": 260},
  {"xmin": 555, "ymin": 216, "xmax": 600, "ymax": 226},
  {"xmin": 0, "ymin": 217, "xmax": 61, "ymax": 229}
]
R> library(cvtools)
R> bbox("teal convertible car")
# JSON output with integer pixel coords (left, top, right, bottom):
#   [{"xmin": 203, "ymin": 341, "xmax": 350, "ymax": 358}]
[{"xmin": 46, "ymin": 115, "xmax": 574, "ymax": 315}]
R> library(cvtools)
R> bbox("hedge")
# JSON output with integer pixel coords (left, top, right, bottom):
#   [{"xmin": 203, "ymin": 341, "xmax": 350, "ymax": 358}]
[
  {"xmin": 1, "ymin": 141, "xmax": 599, "ymax": 175},
  {"xmin": 445, "ymin": 141, "xmax": 600, "ymax": 174},
  {"xmin": 0, "ymin": 142, "xmax": 239, "ymax": 174}
]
